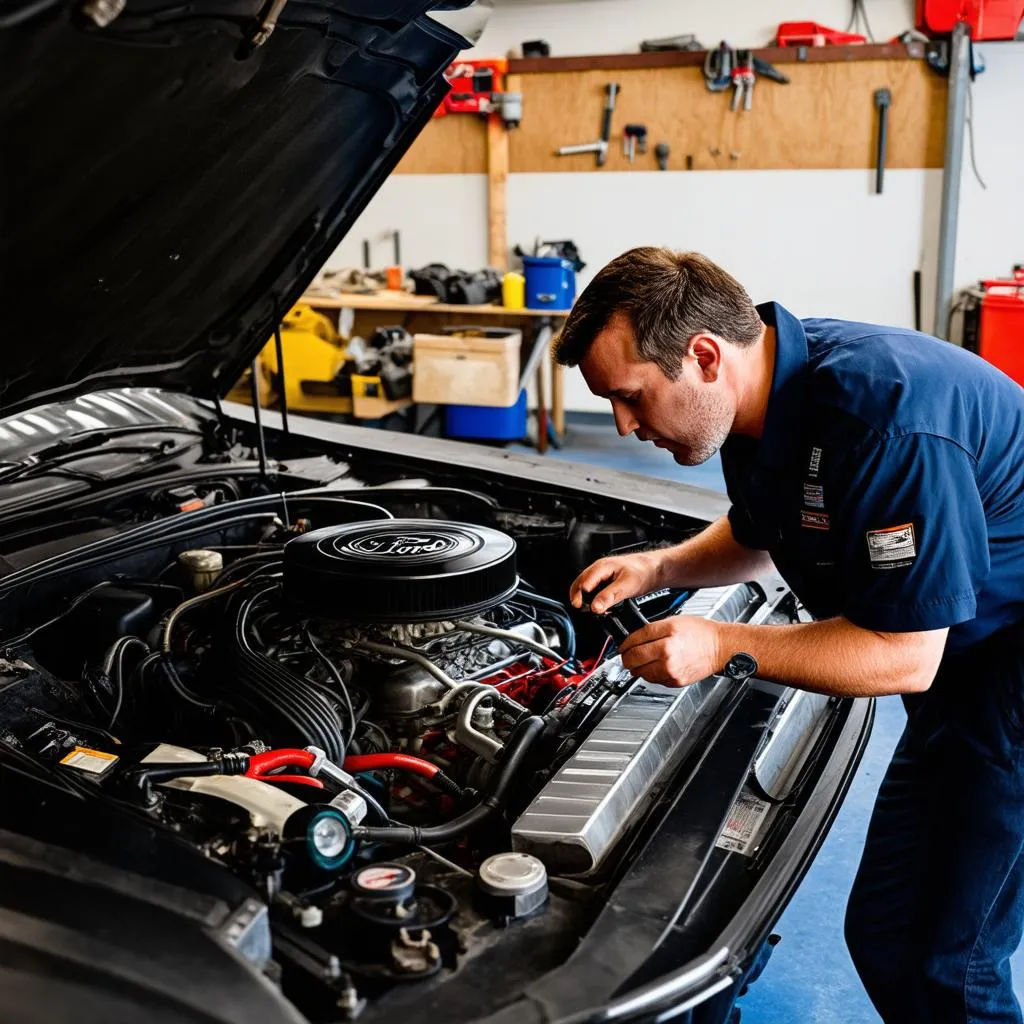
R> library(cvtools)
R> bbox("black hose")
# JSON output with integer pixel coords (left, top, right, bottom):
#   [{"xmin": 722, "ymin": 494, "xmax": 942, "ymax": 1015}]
[
  {"xmin": 353, "ymin": 715, "xmax": 545, "ymax": 846},
  {"xmin": 224, "ymin": 585, "xmax": 346, "ymax": 762},
  {"xmin": 517, "ymin": 588, "xmax": 577, "ymax": 660},
  {"xmin": 124, "ymin": 752, "xmax": 250, "ymax": 805}
]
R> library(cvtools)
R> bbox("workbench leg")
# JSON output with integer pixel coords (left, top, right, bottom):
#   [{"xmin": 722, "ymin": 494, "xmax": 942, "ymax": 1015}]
[
  {"xmin": 536, "ymin": 361, "xmax": 548, "ymax": 455},
  {"xmin": 551, "ymin": 355, "xmax": 565, "ymax": 442}
]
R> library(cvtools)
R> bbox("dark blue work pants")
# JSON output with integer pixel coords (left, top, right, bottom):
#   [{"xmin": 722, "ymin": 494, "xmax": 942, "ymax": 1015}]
[{"xmin": 845, "ymin": 627, "xmax": 1024, "ymax": 1023}]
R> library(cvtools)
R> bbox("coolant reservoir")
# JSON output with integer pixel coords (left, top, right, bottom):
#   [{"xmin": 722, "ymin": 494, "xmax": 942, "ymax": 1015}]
[{"xmin": 177, "ymin": 549, "xmax": 223, "ymax": 593}]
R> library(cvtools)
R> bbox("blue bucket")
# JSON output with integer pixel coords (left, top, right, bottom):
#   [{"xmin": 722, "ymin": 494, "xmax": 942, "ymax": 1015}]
[
  {"xmin": 523, "ymin": 256, "xmax": 575, "ymax": 311},
  {"xmin": 445, "ymin": 390, "xmax": 528, "ymax": 441}
]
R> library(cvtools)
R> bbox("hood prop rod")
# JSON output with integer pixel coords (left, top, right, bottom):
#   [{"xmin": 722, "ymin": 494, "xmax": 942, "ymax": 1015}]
[
  {"xmin": 249, "ymin": 357, "xmax": 269, "ymax": 483},
  {"xmin": 273, "ymin": 316, "xmax": 290, "ymax": 437}
]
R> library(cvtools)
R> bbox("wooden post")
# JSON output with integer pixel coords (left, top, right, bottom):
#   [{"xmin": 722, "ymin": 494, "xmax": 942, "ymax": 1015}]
[{"xmin": 486, "ymin": 113, "xmax": 508, "ymax": 271}]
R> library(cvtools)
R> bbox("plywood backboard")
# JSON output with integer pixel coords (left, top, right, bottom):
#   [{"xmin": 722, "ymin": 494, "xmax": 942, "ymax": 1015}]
[{"xmin": 394, "ymin": 57, "xmax": 945, "ymax": 174}]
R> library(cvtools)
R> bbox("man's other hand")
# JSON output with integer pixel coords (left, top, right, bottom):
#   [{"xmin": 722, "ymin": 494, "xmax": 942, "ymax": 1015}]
[
  {"xmin": 618, "ymin": 616, "xmax": 723, "ymax": 687},
  {"xmin": 569, "ymin": 551, "xmax": 663, "ymax": 614}
]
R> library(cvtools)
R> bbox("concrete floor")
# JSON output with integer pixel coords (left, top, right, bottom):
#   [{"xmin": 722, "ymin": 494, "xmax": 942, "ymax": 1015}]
[{"xmin": 511, "ymin": 414, "xmax": 1024, "ymax": 1023}]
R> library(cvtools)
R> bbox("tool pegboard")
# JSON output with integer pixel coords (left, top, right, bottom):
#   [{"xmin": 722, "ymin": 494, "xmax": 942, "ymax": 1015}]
[{"xmin": 395, "ymin": 46, "xmax": 946, "ymax": 175}]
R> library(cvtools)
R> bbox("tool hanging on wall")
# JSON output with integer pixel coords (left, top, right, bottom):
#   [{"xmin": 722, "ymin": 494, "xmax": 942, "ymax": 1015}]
[
  {"xmin": 433, "ymin": 58, "xmax": 523, "ymax": 129},
  {"xmin": 704, "ymin": 44, "xmax": 789, "ymax": 111},
  {"xmin": 873, "ymin": 88, "xmax": 892, "ymax": 194},
  {"xmin": 623, "ymin": 124, "xmax": 648, "ymax": 163},
  {"xmin": 556, "ymin": 82, "xmax": 620, "ymax": 166},
  {"xmin": 730, "ymin": 50, "xmax": 756, "ymax": 111},
  {"xmin": 654, "ymin": 142, "xmax": 670, "ymax": 171}
]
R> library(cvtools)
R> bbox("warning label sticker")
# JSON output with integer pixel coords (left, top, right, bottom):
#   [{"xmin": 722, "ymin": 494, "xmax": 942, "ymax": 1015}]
[
  {"xmin": 60, "ymin": 746, "xmax": 119, "ymax": 775},
  {"xmin": 866, "ymin": 523, "xmax": 916, "ymax": 568},
  {"xmin": 716, "ymin": 789, "xmax": 772, "ymax": 856}
]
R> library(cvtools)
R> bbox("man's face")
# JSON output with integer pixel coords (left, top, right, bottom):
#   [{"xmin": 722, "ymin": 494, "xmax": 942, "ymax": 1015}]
[{"xmin": 579, "ymin": 312, "xmax": 735, "ymax": 466}]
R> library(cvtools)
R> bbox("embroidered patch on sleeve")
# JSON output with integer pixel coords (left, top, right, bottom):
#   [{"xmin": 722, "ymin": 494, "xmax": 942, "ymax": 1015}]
[
  {"xmin": 807, "ymin": 446, "xmax": 823, "ymax": 478},
  {"xmin": 801, "ymin": 510, "xmax": 830, "ymax": 530},
  {"xmin": 866, "ymin": 523, "xmax": 916, "ymax": 568}
]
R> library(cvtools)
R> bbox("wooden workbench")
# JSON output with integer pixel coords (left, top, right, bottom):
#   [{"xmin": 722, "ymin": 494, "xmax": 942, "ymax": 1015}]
[{"xmin": 300, "ymin": 291, "xmax": 569, "ymax": 451}]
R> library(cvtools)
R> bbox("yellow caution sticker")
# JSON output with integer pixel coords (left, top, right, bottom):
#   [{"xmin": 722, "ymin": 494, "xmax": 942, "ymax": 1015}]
[{"xmin": 59, "ymin": 745, "xmax": 119, "ymax": 775}]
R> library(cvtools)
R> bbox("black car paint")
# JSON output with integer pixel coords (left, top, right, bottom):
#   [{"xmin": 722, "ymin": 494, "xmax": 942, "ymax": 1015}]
[{"xmin": 1, "ymin": 1, "xmax": 468, "ymax": 414}]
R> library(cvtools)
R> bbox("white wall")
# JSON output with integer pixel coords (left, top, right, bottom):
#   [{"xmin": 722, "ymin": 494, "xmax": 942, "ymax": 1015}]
[
  {"xmin": 510, "ymin": 168, "xmax": 942, "ymax": 410},
  {"xmin": 326, "ymin": 175, "xmax": 489, "ymax": 272},
  {"xmin": 952, "ymin": 44, "xmax": 1024, "ymax": 289},
  {"xmin": 475, "ymin": 0, "xmax": 914, "ymax": 58},
  {"xmin": 329, "ymin": 3, "xmax": 1023, "ymax": 411}
]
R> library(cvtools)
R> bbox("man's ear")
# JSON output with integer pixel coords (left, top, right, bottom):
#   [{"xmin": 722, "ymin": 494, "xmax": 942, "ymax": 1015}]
[{"xmin": 689, "ymin": 334, "xmax": 722, "ymax": 383}]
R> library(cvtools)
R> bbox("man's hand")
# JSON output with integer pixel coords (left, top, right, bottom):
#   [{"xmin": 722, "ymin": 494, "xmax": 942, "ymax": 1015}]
[
  {"xmin": 618, "ymin": 616, "xmax": 724, "ymax": 687},
  {"xmin": 569, "ymin": 551, "xmax": 663, "ymax": 614}
]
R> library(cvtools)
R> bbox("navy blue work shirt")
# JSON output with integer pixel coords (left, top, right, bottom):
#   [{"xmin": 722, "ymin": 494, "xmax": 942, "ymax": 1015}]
[{"xmin": 721, "ymin": 302, "xmax": 1024, "ymax": 653}]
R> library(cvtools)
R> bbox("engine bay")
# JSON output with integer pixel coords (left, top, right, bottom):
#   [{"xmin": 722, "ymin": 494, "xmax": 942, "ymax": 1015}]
[{"xmin": 0, "ymin": 452, "xmax": 792, "ymax": 1022}]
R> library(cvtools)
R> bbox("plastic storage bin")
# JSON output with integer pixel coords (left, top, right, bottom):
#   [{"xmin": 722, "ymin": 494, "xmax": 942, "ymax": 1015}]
[
  {"xmin": 413, "ymin": 327, "xmax": 521, "ymax": 408},
  {"xmin": 445, "ymin": 391, "xmax": 528, "ymax": 441},
  {"xmin": 522, "ymin": 256, "xmax": 575, "ymax": 311}
]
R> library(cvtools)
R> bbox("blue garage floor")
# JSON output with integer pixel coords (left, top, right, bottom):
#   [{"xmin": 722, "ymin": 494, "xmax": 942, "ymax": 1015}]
[{"xmin": 511, "ymin": 413, "xmax": 1024, "ymax": 1023}]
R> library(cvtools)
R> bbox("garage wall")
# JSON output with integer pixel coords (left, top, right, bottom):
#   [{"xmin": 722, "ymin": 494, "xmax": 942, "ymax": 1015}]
[
  {"xmin": 472, "ymin": 0, "xmax": 913, "ymax": 59},
  {"xmin": 326, "ymin": 4, "xmax": 1023, "ymax": 411}
]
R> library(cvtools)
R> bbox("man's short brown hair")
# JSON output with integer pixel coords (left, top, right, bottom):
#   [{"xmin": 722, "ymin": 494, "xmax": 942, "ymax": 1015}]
[{"xmin": 554, "ymin": 247, "xmax": 763, "ymax": 378}]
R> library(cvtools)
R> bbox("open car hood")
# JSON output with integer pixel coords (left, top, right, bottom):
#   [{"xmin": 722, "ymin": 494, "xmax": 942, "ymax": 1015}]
[{"xmin": 0, "ymin": 0, "xmax": 486, "ymax": 415}]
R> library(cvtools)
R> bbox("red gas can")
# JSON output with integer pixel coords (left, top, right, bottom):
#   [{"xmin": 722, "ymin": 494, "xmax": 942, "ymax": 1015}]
[{"xmin": 972, "ymin": 268, "xmax": 1024, "ymax": 386}]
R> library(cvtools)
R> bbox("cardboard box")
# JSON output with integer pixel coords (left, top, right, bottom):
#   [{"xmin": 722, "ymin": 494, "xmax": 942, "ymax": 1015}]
[{"xmin": 413, "ymin": 327, "xmax": 521, "ymax": 408}]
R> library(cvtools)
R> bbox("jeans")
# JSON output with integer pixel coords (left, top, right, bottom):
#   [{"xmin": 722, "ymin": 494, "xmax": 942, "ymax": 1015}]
[{"xmin": 845, "ymin": 626, "xmax": 1024, "ymax": 1024}]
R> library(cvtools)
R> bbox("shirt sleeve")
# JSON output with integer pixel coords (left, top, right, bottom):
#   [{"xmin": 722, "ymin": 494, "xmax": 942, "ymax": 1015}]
[
  {"xmin": 728, "ymin": 503, "xmax": 769, "ymax": 550},
  {"xmin": 832, "ymin": 432, "xmax": 989, "ymax": 633}
]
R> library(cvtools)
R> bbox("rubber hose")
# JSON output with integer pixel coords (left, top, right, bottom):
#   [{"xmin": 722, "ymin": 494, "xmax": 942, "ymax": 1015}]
[{"xmin": 353, "ymin": 715, "xmax": 544, "ymax": 845}]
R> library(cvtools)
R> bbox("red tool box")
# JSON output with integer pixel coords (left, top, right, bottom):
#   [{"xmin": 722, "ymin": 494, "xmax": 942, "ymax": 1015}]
[
  {"xmin": 961, "ymin": 267, "xmax": 1024, "ymax": 385},
  {"xmin": 916, "ymin": 0, "xmax": 1024, "ymax": 40},
  {"xmin": 775, "ymin": 21, "xmax": 867, "ymax": 46}
]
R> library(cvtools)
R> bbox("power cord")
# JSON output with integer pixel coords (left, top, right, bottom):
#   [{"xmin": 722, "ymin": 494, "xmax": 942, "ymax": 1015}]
[
  {"xmin": 966, "ymin": 79, "xmax": 988, "ymax": 190},
  {"xmin": 847, "ymin": 0, "xmax": 876, "ymax": 42}
]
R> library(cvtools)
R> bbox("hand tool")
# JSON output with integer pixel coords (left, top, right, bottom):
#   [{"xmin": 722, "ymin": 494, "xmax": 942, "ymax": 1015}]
[
  {"xmin": 580, "ymin": 588, "xmax": 650, "ymax": 645},
  {"xmin": 873, "ymin": 87, "xmax": 892, "ymax": 194},
  {"xmin": 702, "ymin": 42, "xmax": 734, "ymax": 91},
  {"xmin": 641, "ymin": 33, "xmax": 703, "ymax": 52},
  {"xmin": 752, "ymin": 56, "xmax": 790, "ymax": 84},
  {"xmin": 623, "ymin": 123, "xmax": 647, "ymax": 163},
  {"xmin": 433, "ymin": 59, "xmax": 522, "ymax": 129},
  {"xmin": 730, "ymin": 49, "xmax": 756, "ymax": 111},
  {"xmin": 654, "ymin": 141, "xmax": 670, "ymax": 170},
  {"xmin": 557, "ymin": 82, "xmax": 619, "ymax": 167}
]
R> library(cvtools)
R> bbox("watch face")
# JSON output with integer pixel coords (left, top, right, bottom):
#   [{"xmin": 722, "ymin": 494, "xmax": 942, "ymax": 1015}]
[{"xmin": 725, "ymin": 652, "xmax": 758, "ymax": 680}]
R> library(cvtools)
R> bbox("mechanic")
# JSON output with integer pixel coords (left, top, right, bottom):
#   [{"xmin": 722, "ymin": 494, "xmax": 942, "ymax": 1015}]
[{"xmin": 557, "ymin": 246, "xmax": 1024, "ymax": 1024}]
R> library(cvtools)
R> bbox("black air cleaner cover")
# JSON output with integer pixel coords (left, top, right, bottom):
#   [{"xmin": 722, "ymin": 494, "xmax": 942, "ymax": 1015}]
[{"xmin": 283, "ymin": 519, "xmax": 518, "ymax": 623}]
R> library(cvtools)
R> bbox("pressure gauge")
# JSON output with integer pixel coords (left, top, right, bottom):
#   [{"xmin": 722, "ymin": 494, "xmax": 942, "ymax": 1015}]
[{"xmin": 352, "ymin": 863, "xmax": 417, "ymax": 904}]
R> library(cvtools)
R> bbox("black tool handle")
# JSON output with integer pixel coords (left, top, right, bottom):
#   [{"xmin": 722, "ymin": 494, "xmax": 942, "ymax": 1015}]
[
  {"xmin": 601, "ymin": 598, "xmax": 650, "ymax": 646},
  {"xmin": 874, "ymin": 88, "xmax": 892, "ymax": 195},
  {"xmin": 601, "ymin": 83, "xmax": 619, "ymax": 144}
]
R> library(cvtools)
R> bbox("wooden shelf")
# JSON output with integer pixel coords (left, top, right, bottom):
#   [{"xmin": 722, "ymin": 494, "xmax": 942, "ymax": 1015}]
[
  {"xmin": 301, "ymin": 291, "xmax": 569, "ymax": 318},
  {"xmin": 508, "ymin": 42, "xmax": 926, "ymax": 74}
]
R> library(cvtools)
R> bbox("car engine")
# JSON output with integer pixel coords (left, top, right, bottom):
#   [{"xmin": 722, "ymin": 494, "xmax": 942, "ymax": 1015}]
[{"xmin": 0, "ymin": 483, "xmax": 775, "ymax": 1021}]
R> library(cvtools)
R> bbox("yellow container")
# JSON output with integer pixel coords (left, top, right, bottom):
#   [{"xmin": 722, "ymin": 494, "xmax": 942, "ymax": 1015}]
[{"xmin": 502, "ymin": 272, "xmax": 526, "ymax": 310}]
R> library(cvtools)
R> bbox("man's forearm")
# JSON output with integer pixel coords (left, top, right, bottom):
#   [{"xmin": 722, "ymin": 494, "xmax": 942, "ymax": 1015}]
[
  {"xmin": 657, "ymin": 515, "xmax": 775, "ymax": 590},
  {"xmin": 713, "ymin": 617, "xmax": 946, "ymax": 697}
]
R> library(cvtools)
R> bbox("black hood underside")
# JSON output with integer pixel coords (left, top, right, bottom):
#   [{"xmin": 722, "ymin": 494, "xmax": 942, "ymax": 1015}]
[{"xmin": 0, "ymin": 0, "xmax": 472, "ymax": 414}]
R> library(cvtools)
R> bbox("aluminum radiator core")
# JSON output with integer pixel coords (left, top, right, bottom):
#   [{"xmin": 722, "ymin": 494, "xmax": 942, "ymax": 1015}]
[{"xmin": 511, "ymin": 582, "xmax": 765, "ymax": 875}]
